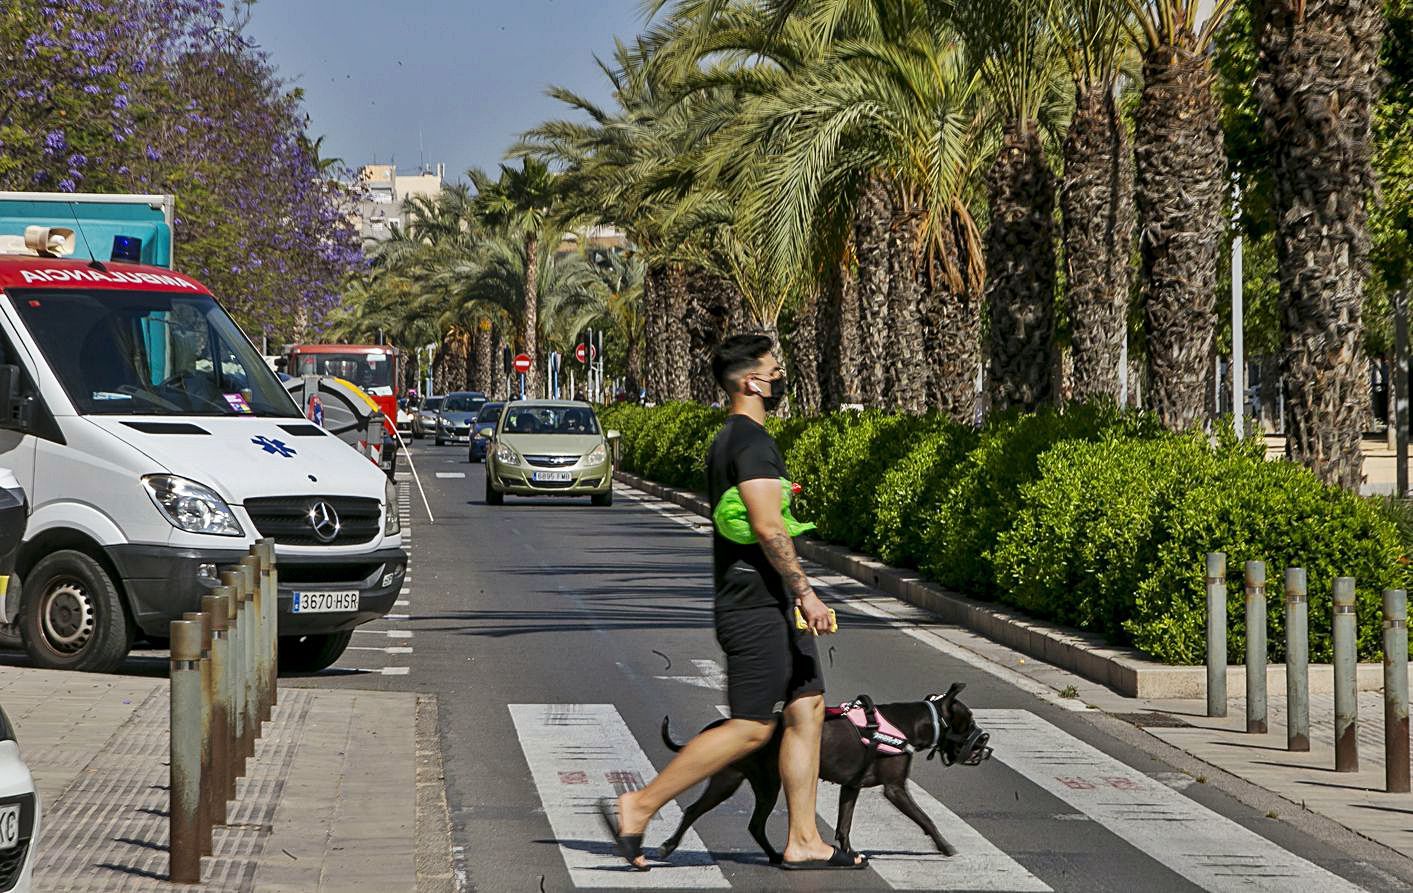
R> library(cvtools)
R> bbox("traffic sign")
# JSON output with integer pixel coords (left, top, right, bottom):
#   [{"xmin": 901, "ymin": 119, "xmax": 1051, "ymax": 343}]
[
  {"xmin": 574, "ymin": 343, "xmax": 598, "ymax": 364},
  {"xmin": 513, "ymin": 353, "xmax": 532, "ymax": 374}
]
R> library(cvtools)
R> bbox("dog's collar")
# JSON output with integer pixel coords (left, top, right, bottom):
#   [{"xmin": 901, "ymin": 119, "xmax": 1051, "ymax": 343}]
[{"xmin": 924, "ymin": 698, "xmax": 942, "ymax": 752}]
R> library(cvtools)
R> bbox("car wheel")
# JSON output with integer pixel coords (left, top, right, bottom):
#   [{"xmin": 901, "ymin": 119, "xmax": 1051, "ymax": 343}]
[
  {"xmin": 435, "ymin": 436, "xmax": 445, "ymax": 446},
  {"xmin": 21, "ymin": 550, "xmax": 133, "ymax": 672},
  {"xmin": 592, "ymin": 490, "xmax": 614, "ymax": 507},
  {"xmin": 278, "ymin": 630, "xmax": 354, "ymax": 673},
  {"xmin": 485, "ymin": 475, "xmax": 504, "ymax": 506}
]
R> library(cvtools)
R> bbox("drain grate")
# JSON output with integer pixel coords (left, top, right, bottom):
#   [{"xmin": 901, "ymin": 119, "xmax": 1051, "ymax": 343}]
[{"xmin": 1112, "ymin": 712, "xmax": 1193, "ymax": 729}]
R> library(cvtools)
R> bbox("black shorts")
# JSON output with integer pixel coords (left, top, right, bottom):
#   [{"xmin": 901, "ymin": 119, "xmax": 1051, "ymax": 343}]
[{"xmin": 714, "ymin": 603, "xmax": 825, "ymax": 721}]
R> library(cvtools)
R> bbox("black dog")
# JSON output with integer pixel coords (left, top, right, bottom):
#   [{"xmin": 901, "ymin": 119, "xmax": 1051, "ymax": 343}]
[{"xmin": 658, "ymin": 683, "xmax": 991, "ymax": 863}]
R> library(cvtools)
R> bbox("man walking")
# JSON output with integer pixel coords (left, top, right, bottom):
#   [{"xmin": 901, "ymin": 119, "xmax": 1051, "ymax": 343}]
[{"xmin": 601, "ymin": 334, "xmax": 867, "ymax": 871}]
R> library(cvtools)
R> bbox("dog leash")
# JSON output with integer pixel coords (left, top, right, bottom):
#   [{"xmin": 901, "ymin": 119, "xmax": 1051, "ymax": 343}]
[{"xmin": 923, "ymin": 697, "xmax": 942, "ymax": 759}]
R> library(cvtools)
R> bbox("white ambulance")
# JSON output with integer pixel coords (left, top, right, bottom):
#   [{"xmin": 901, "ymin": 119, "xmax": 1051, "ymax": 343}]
[{"xmin": 0, "ymin": 239, "xmax": 406, "ymax": 672}]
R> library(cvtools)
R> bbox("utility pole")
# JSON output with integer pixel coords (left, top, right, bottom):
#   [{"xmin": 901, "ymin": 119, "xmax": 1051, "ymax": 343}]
[
  {"xmin": 1232, "ymin": 175, "xmax": 1245, "ymax": 440},
  {"xmin": 1396, "ymin": 289, "xmax": 1409, "ymax": 498}
]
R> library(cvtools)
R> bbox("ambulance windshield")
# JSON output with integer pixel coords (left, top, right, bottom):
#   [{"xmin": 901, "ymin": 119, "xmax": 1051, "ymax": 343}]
[{"xmin": 11, "ymin": 289, "xmax": 299, "ymax": 417}]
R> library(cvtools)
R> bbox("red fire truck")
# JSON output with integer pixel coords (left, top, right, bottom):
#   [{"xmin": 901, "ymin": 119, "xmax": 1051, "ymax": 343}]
[{"xmin": 283, "ymin": 344, "xmax": 404, "ymax": 430}]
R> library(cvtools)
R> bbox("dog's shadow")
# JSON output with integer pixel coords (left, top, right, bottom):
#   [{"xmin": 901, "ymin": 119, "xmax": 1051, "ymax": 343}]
[{"xmin": 534, "ymin": 837, "xmax": 774, "ymax": 869}]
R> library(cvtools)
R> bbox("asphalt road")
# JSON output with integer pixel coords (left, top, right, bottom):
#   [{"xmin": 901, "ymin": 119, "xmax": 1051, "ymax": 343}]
[{"xmin": 12, "ymin": 439, "xmax": 1407, "ymax": 892}]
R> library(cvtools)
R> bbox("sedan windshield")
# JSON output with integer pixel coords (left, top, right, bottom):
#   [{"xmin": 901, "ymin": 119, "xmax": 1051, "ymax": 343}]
[
  {"xmin": 423, "ymin": 397, "xmax": 444, "ymax": 412},
  {"xmin": 443, "ymin": 394, "xmax": 483, "ymax": 413},
  {"xmin": 12, "ymin": 289, "xmax": 298, "ymax": 417},
  {"xmin": 502, "ymin": 404, "xmax": 599, "ymax": 435},
  {"xmin": 477, "ymin": 403, "xmax": 503, "ymax": 423}
]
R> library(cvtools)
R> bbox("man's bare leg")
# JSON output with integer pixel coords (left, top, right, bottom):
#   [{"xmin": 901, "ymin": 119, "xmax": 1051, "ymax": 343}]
[
  {"xmin": 617, "ymin": 718, "xmax": 774, "ymax": 867},
  {"xmin": 779, "ymin": 693, "xmax": 862, "ymax": 864}
]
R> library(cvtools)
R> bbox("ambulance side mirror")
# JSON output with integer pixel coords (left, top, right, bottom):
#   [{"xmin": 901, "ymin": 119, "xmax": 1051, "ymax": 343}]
[{"xmin": 0, "ymin": 365, "xmax": 31, "ymax": 432}]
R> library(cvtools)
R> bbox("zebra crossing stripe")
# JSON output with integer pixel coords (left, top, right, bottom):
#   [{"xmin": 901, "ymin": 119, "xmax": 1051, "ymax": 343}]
[
  {"xmin": 509, "ymin": 704, "xmax": 729, "ymax": 888},
  {"xmin": 815, "ymin": 782, "xmax": 1049, "ymax": 891},
  {"xmin": 975, "ymin": 710, "xmax": 1367, "ymax": 892}
]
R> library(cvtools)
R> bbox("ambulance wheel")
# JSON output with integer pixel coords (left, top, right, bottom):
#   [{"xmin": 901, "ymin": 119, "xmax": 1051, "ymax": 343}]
[
  {"xmin": 21, "ymin": 550, "xmax": 132, "ymax": 673},
  {"xmin": 278, "ymin": 631, "xmax": 353, "ymax": 673}
]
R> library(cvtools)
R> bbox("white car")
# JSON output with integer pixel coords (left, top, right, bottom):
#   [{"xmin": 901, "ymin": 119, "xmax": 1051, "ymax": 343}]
[{"xmin": 0, "ymin": 704, "xmax": 37, "ymax": 893}]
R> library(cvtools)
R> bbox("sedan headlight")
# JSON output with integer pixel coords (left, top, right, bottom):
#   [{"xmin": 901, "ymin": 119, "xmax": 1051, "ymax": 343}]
[
  {"xmin": 143, "ymin": 475, "xmax": 243, "ymax": 536},
  {"xmin": 495, "ymin": 442, "xmax": 522, "ymax": 466},
  {"xmin": 583, "ymin": 443, "xmax": 608, "ymax": 465},
  {"xmin": 384, "ymin": 477, "xmax": 400, "ymax": 536}
]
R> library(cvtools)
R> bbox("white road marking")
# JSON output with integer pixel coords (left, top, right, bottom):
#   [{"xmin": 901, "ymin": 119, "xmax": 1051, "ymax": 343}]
[
  {"xmin": 395, "ymin": 600, "xmax": 410, "ymax": 607},
  {"xmin": 509, "ymin": 704, "xmax": 729, "ymax": 888},
  {"xmin": 401, "ymin": 587, "xmax": 411, "ymax": 595},
  {"xmin": 436, "ymin": 472, "xmax": 466, "ymax": 479},
  {"xmin": 975, "ymin": 709, "xmax": 1367, "ymax": 892},
  {"xmin": 354, "ymin": 629, "xmax": 413, "ymax": 639},
  {"xmin": 655, "ymin": 659, "xmax": 725, "ymax": 691},
  {"xmin": 347, "ymin": 645, "xmax": 415, "ymax": 654},
  {"xmin": 381, "ymin": 666, "xmax": 411, "ymax": 676},
  {"xmin": 385, "ymin": 613, "xmax": 411, "ymax": 621},
  {"xmin": 815, "ymin": 783, "xmax": 1049, "ymax": 891}
]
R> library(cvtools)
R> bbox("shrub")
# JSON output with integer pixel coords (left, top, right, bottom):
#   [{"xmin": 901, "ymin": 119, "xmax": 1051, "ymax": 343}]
[
  {"xmin": 631, "ymin": 402, "xmax": 723, "ymax": 491},
  {"xmin": 920, "ymin": 402, "xmax": 1162, "ymax": 595},
  {"xmin": 873, "ymin": 422, "xmax": 978, "ymax": 567},
  {"xmin": 782, "ymin": 413, "xmax": 850, "ymax": 520}
]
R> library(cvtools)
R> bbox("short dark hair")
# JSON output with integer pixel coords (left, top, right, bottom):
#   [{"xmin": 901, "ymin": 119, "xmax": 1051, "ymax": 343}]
[{"xmin": 711, "ymin": 334, "xmax": 774, "ymax": 393}]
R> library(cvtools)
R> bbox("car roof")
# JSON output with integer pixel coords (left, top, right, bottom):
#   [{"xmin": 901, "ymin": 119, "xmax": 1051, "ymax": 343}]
[
  {"xmin": 446, "ymin": 391, "xmax": 485, "ymax": 397},
  {"xmin": 506, "ymin": 400, "xmax": 593, "ymax": 409}
]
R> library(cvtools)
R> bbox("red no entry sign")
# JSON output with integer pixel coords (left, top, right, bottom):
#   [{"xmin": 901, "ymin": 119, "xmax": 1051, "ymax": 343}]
[
  {"xmin": 575, "ymin": 343, "xmax": 598, "ymax": 364},
  {"xmin": 513, "ymin": 353, "xmax": 532, "ymax": 374}
]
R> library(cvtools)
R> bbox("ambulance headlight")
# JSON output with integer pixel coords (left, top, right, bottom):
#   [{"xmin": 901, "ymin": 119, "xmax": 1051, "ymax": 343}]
[{"xmin": 143, "ymin": 475, "xmax": 244, "ymax": 536}]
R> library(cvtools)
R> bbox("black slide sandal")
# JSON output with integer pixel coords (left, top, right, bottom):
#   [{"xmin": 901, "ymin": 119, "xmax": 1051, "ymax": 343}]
[
  {"xmin": 597, "ymin": 797, "xmax": 651, "ymax": 871},
  {"xmin": 780, "ymin": 846, "xmax": 869, "ymax": 871}
]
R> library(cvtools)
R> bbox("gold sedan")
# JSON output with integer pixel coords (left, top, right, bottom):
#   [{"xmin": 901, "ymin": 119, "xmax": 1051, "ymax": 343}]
[{"xmin": 482, "ymin": 401, "xmax": 619, "ymax": 506}]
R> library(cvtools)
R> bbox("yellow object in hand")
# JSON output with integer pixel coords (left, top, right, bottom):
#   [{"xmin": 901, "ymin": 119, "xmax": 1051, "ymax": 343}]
[{"xmin": 794, "ymin": 605, "xmax": 838, "ymax": 635}]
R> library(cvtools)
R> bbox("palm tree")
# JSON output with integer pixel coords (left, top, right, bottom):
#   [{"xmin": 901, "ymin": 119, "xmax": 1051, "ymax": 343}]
[
  {"xmin": 1257, "ymin": 0, "xmax": 1383, "ymax": 488},
  {"xmin": 946, "ymin": 0, "xmax": 1066, "ymax": 413},
  {"xmin": 470, "ymin": 158, "xmax": 559, "ymax": 398},
  {"xmin": 1125, "ymin": 0, "xmax": 1235, "ymax": 429},
  {"xmin": 1052, "ymin": 0, "xmax": 1137, "ymax": 403},
  {"xmin": 588, "ymin": 246, "xmax": 647, "ymax": 396}
]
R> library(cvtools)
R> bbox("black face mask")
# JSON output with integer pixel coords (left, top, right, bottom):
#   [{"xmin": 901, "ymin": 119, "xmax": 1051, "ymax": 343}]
[{"xmin": 755, "ymin": 374, "xmax": 787, "ymax": 412}]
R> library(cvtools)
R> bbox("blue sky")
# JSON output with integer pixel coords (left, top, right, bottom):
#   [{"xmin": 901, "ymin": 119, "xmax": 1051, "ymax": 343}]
[{"xmin": 245, "ymin": 0, "xmax": 645, "ymax": 183}]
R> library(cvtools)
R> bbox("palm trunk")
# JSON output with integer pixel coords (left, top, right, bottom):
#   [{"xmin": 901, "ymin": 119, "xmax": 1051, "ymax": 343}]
[
  {"xmin": 643, "ymin": 264, "xmax": 665, "ymax": 401},
  {"xmin": 685, "ymin": 268, "xmax": 739, "ymax": 403},
  {"xmin": 1063, "ymin": 83, "xmax": 1136, "ymax": 404},
  {"xmin": 985, "ymin": 120, "xmax": 1059, "ymax": 412},
  {"xmin": 790, "ymin": 289, "xmax": 823, "ymax": 415},
  {"xmin": 443, "ymin": 333, "xmax": 468, "ymax": 394},
  {"xmin": 888, "ymin": 206, "xmax": 927, "ymax": 413},
  {"xmin": 853, "ymin": 173, "xmax": 893, "ymax": 408},
  {"xmin": 1134, "ymin": 46, "xmax": 1226, "ymax": 430},
  {"xmin": 923, "ymin": 201, "xmax": 985, "ymax": 423},
  {"xmin": 625, "ymin": 335, "xmax": 642, "ymax": 400},
  {"xmin": 474, "ymin": 321, "xmax": 494, "ymax": 395},
  {"xmin": 522, "ymin": 233, "xmax": 540, "ymax": 398},
  {"xmin": 817, "ymin": 238, "xmax": 861, "ymax": 409},
  {"xmin": 662, "ymin": 264, "xmax": 692, "ymax": 401},
  {"xmin": 1259, "ymin": 0, "xmax": 1382, "ymax": 489}
]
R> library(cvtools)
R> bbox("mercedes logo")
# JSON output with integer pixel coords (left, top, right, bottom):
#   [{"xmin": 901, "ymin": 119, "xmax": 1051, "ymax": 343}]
[{"xmin": 306, "ymin": 500, "xmax": 341, "ymax": 544}]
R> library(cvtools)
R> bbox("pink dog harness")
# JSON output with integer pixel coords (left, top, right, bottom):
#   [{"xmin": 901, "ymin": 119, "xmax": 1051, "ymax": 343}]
[{"xmin": 826, "ymin": 695, "xmax": 938, "ymax": 757}]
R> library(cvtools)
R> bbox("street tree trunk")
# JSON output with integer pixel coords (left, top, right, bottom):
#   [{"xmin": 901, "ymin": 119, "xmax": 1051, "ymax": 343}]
[
  {"xmin": 853, "ymin": 173, "xmax": 893, "ymax": 408},
  {"xmin": 1134, "ymin": 46, "xmax": 1227, "ymax": 430},
  {"xmin": 662, "ymin": 264, "xmax": 692, "ymax": 401},
  {"xmin": 1258, "ymin": 0, "xmax": 1383, "ymax": 489},
  {"xmin": 888, "ymin": 206, "xmax": 928, "ymax": 413},
  {"xmin": 1063, "ymin": 84, "xmax": 1136, "ymax": 404},
  {"xmin": 521, "ymin": 233, "xmax": 540, "ymax": 398},
  {"xmin": 441, "ymin": 333, "xmax": 467, "ymax": 395},
  {"xmin": 923, "ymin": 200, "xmax": 986, "ymax": 423},
  {"xmin": 474, "ymin": 321, "xmax": 494, "ymax": 395},
  {"xmin": 817, "ymin": 238, "xmax": 861, "ymax": 409},
  {"xmin": 790, "ymin": 288, "xmax": 823, "ymax": 415},
  {"xmin": 685, "ymin": 268, "xmax": 740, "ymax": 403},
  {"xmin": 986, "ymin": 121, "xmax": 1058, "ymax": 412}
]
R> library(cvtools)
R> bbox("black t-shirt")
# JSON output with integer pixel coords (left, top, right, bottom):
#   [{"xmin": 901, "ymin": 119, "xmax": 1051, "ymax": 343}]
[{"xmin": 707, "ymin": 414, "xmax": 791, "ymax": 611}]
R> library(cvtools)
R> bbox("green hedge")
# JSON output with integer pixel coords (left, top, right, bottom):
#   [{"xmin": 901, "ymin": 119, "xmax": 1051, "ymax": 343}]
[{"xmin": 601, "ymin": 401, "xmax": 1412, "ymax": 663}]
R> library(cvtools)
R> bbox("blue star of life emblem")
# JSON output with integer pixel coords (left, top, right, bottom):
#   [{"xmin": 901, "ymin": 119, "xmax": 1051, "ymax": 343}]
[{"xmin": 251, "ymin": 435, "xmax": 297, "ymax": 458}]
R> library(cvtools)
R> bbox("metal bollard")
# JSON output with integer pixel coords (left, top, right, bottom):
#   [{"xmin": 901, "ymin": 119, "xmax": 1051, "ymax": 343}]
[
  {"xmin": 242, "ymin": 554, "xmax": 267, "ymax": 727},
  {"xmin": 1385, "ymin": 589, "xmax": 1409, "ymax": 793},
  {"xmin": 169, "ymin": 619, "xmax": 203, "ymax": 884},
  {"xmin": 220, "ymin": 570, "xmax": 248, "ymax": 775},
  {"xmin": 1333, "ymin": 577, "xmax": 1359, "ymax": 772},
  {"xmin": 1245, "ymin": 561, "xmax": 1268, "ymax": 734},
  {"xmin": 214, "ymin": 585, "xmax": 239, "ymax": 800},
  {"xmin": 238, "ymin": 558, "xmax": 259, "ymax": 752},
  {"xmin": 201, "ymin": 593, "xmax": 231, "ymax": 821},
  {"xmin": 1207, "ymin": 553, "xmax": 1228, "ymax": 718},
  {"xmin": 181, "ymin": 611, "xmax": 213, "ymax": 855},
  {"xmin": 1285, "ymin": 569, "xmax": 1310, "ymax": 751}
]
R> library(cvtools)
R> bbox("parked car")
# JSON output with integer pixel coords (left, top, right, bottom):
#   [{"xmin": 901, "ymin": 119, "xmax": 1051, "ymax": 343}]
[
  {"xmin": 468, "ymin": 402, "xmax": 504, "ymax": 463},
  {"xmin": 413, "ymin": 396, "xmax": 443, "ymax": 440},
  {"xmin": 434, "ymin": 392, "xmax": 486, "ymax": 446},
  {"xmin": 484, "ymin": 401, "xmax": 619, "ymax": 506},
  {"xmin": 0, "ymin": 703, "xmax": 37, "ymax": 893}
]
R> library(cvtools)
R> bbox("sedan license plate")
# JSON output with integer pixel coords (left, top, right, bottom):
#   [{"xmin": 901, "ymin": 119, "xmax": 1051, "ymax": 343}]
[
  {"xmin": 291, "ymin": 590, "xmax": 359, "ymax": 614},
  {"xmin": 532, "ymin": 471, "xmax": 573, "ymax": 482},
  {"xmin": 0, "ymin": 803, "xmax": 18, "ymax": 850}
]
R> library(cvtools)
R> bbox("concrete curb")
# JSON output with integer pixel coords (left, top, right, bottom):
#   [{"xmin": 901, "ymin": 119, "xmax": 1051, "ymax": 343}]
[{"xmin": 615, "ymin": 469, "xmax": 1385, "ymax": 699}]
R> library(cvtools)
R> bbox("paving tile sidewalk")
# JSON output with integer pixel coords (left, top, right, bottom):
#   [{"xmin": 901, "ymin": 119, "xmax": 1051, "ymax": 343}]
[{"xmin": 0, "ymin": 666, "xmax": 446, "ymax": 892}]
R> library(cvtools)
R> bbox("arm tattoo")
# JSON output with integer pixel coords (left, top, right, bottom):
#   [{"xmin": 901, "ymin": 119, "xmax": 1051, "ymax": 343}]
[{"xmin": 759, "ymin": 530, "xmax": 811, "ymax": 599}]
